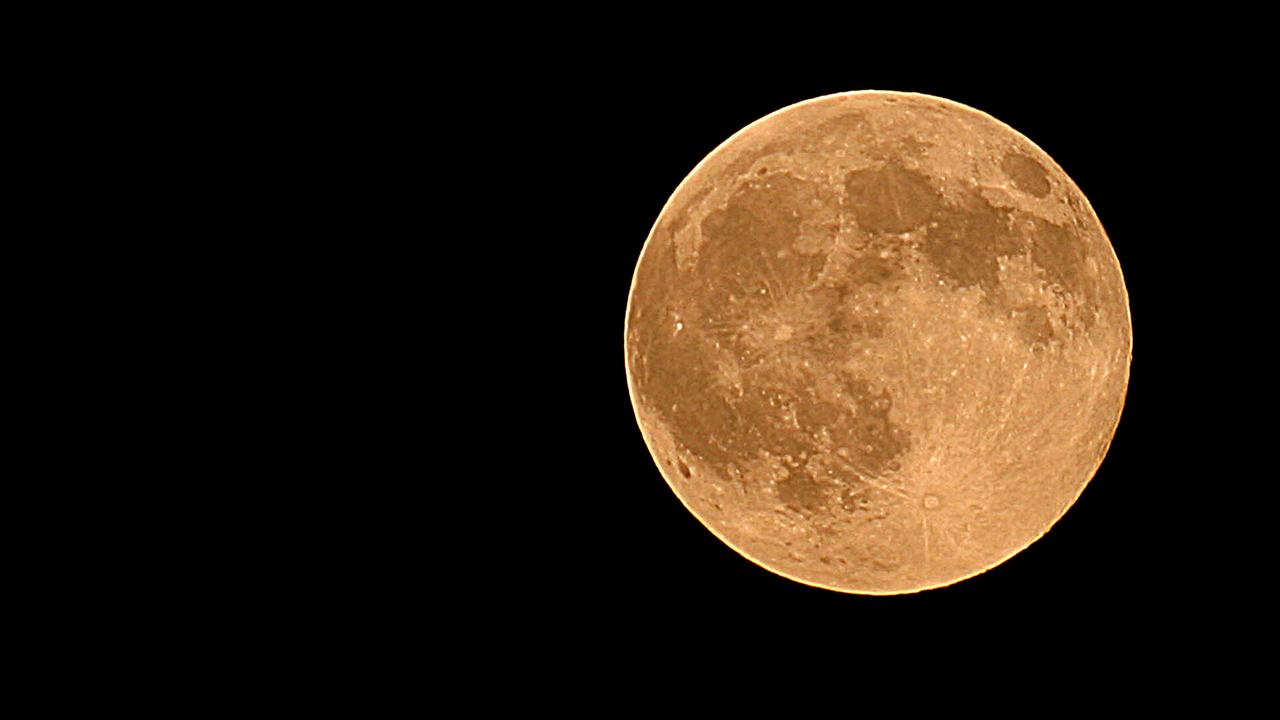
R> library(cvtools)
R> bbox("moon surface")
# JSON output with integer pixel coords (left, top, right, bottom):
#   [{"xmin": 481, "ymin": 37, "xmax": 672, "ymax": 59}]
[{"xmin": 624, "ymin": 91, "xmax": 1131, "ymax": 594}]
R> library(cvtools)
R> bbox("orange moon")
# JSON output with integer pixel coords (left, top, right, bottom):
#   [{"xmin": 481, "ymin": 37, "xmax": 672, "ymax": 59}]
[{"xmin": 624, "ymin": 90, "xmax": 1131, "ymax": 595}]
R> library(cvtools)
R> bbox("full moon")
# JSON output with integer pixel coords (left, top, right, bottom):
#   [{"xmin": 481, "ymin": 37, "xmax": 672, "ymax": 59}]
[{"xmin": 624, "ymin": 91, "xmax": 1131, "ymax": 594}]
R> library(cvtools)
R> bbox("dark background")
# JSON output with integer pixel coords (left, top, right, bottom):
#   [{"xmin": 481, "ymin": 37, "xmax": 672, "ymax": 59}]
[{"xmin": 511, "ymin": 54, "xmax": 1259, "ymax": 651}]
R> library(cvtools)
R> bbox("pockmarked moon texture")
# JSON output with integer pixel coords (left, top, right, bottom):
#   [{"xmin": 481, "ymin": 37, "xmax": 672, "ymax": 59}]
[{"xmin": 624, "ymin": 91, "xmax": 1131, "ymax": 594}]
